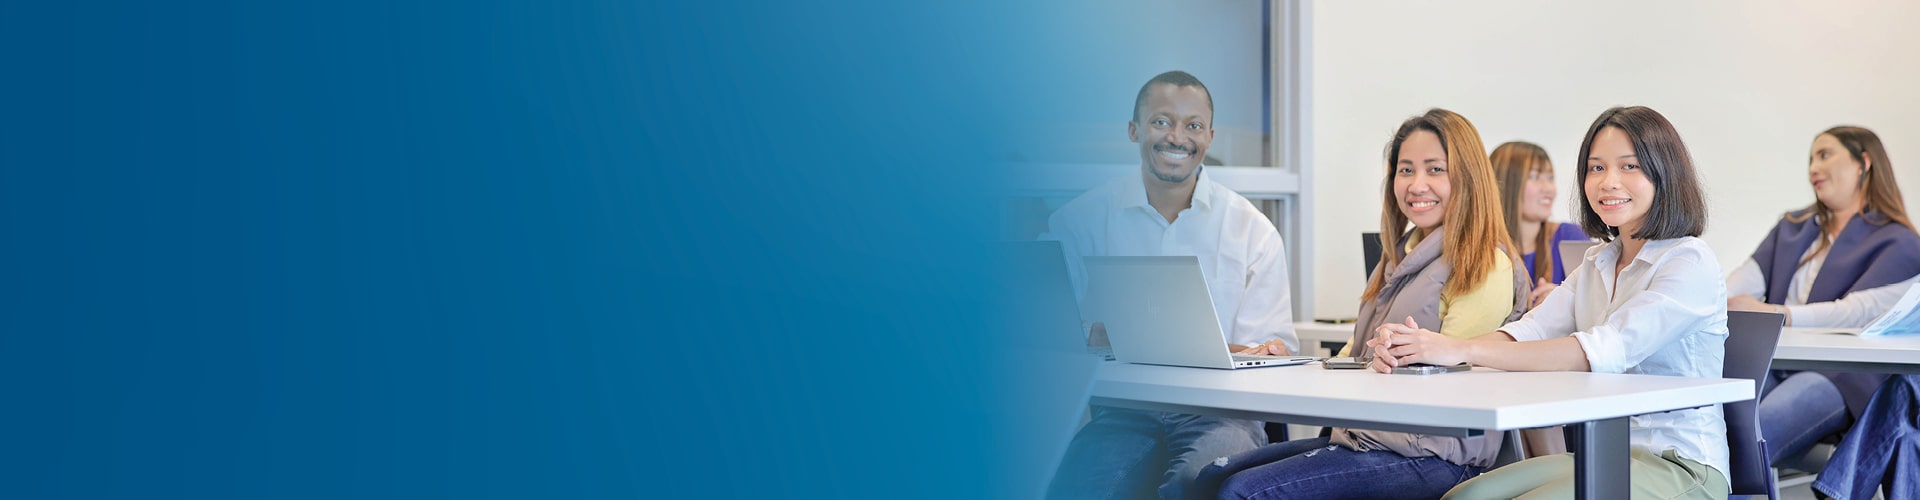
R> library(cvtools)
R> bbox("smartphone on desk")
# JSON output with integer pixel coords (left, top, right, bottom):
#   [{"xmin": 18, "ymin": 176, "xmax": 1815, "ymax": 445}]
[
  {"xmin": 1322, "ymin": 356, "xmax": 1369, "ymax": 369},
  {"xmin": 1391, "ymin": 362, "xmax": 1470, "ymax": 375}
]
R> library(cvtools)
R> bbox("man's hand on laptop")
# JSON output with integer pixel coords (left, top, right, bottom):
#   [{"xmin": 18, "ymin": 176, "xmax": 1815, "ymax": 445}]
[{"xmin": 1235, "ymin": 340, "xmax": 1289, "ymax": 356}]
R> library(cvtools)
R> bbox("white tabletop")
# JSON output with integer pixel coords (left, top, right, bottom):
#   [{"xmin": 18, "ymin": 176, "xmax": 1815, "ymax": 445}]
[
  {"xmin": 1090, "ymin": 362, "xmax": 1753, "ymax": 433},
  {"xmin": 1773, "ymin": 327, "xmax": 1920, "ymax": 373},
  {"xmin": 1301, "ymin": 322, "xmax": 1920, "ymax": 371}
]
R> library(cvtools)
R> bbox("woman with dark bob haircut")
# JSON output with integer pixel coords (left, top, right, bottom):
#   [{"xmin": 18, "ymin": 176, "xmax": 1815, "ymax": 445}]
[{"xmin": 1375, "ymin": 106, "xmax": 1732, "ymax": 499}]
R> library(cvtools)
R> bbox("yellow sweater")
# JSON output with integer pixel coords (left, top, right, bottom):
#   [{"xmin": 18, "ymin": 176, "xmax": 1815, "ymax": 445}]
[{"xmin": 1340, "ymin": 233, "xmax": 1515, "ymax": 355}]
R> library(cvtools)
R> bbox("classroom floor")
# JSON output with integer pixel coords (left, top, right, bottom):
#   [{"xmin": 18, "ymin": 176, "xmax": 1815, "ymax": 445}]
[
  {"xmin": 1774, "ymin": 482, "xmax": 1818, "ymax": 499},
  {"xmin": 1770, "ymin": 472, "xmax": 1882, "ymax": 500}
]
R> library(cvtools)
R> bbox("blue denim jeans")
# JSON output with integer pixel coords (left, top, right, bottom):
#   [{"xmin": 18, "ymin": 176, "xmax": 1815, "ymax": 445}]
[
  {"xmin": 1758, "ymin": 370, "xmax": 1851, "ymax": 466},
  {"xmin": 1191, "ymin": 436, "xmax": 1482, "ymax": 500},
  {"xmin": 1046, "ymin": 407, "xmax": 1266, "ymax": 500},
  {"xmin": 1813, "ymin": 375, "xmax": 1920, "ymax": 500}
]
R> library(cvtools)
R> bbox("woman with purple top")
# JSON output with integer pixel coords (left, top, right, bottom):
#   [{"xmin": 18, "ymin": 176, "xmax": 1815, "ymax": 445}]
[
  {"xmin": 1490, "ymin": 141, "xmax": 1591, "ymax": 458},
  {"xmin": 1491, "ymin": 141, "xmax": 1591, "ymax": 308},
  {"xmin": 1724, "ymin": 126, "xmax": 1920, "ymax": 499}
]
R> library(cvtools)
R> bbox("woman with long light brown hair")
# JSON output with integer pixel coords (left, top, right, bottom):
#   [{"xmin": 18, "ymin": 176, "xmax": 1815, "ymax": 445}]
[
  {"xmin": 1389, "ymin": 106, "xmax": 1729, "ymax": 500},
  {"xmin": 1491, "ymin": 141, "xmax": 1591, "ymax": 308},
  {"xmin": 1724, "ymin": 126, "xmax": 1920, "ymax": 499},
  {"xmin": 1193, "ymin": 109, "xmax": 1528, "ymax": 499}
]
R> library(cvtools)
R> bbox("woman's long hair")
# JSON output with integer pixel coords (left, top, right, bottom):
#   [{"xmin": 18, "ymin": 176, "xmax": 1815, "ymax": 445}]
[
  {"xmin": 1786, "ymin": 126, "xmax": 1915, "ymax": 265},
  {"xmin": 1491, "ymin": 141, "xmax": 1556, "ymax": 281},
  {"xmin": 1362, "ymin": 109, "xmax": 1516, "ymax": 302}
]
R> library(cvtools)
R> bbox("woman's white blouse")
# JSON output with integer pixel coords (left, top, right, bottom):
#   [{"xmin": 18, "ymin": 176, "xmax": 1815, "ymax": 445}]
[
  {"xmin": 1498, "ymin": 237, "xmax": 1730, "ymax": 478},
  {"xmin": 1726, "ymin": 252, "xmax": 1920, "ymax": 328}
]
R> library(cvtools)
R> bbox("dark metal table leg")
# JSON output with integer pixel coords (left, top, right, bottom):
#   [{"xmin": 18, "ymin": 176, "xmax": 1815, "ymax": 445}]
[{"xmin": 1569, "ymin": 417, "xmax": 1630, "ymax": 500}]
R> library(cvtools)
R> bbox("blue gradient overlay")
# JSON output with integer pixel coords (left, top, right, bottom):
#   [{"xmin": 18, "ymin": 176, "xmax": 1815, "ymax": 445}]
[{"xmin": 0, "ymin": 1, "xmax": 1108, "ymax": 498}]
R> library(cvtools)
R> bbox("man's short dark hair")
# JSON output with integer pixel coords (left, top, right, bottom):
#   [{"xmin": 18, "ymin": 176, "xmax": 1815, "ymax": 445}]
[
  {"xmin": 1575, "ymin": 106, "xmax": 1708, "ymax": 241},
  {"xmin": 1132, "ymin": 71, "xmax": 1213, "ymax": 124}
]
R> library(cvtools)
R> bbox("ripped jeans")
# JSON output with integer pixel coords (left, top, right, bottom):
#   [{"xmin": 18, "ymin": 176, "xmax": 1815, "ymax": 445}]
[
  {"xmin": 1193, "ymin": 437, "xmax": 1483, "ymax": 500},
  {"xmin": 1814, "ymin": 375, "xmax": 1920, "ymax": 500}
]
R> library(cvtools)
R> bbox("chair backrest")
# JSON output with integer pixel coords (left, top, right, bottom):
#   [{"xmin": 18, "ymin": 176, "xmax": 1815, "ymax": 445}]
[
  {"xmin": 1362, "ymin": 232, "xmax": 1383, "ymax": 281},
  {"xmin": 1488, "ymin": 429, "xmax": 1529, "ymax": 470},
  {"xmin": 1722, "ymin": 310, "xmax": 1786, "ymax": 498}
]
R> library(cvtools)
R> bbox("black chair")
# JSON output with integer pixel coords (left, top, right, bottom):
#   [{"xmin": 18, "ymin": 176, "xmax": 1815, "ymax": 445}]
[
  {"xmin": 1263, "ymin": 422, "xmax": 1290, "ymax": 443},
  {"xmin": 1361, "ymin": 232, "xmax": 1382, "ymax": 280},
  {"xmin": 1723, "ymin": 310, "xmax": 1787, "ymax": 499}
]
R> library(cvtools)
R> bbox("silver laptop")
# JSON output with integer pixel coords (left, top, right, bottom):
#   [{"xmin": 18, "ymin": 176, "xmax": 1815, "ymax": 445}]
[
  {"xmin": 1082, "ymin": 256, "xmax": 1316, "ymax": 369},
  {"xmin": 1558, "ymin": 240, "xmax": 1598, "ymax": 270}
]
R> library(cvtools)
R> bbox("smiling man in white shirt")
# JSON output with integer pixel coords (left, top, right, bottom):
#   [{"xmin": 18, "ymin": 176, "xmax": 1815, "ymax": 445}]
[{"xmin": 1043, "ymin": 71, "xmax": 1296, "ymax": 500}]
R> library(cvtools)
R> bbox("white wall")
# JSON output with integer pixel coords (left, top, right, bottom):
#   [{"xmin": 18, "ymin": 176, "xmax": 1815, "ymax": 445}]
[{"xmin": 1309, "ymin": 0, "xmax": 1920, "ymax": 318}]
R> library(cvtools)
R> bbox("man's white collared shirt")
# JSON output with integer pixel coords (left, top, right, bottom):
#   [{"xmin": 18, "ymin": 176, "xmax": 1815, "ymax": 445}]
[{"xmin": 1043, "ymin": 170, "xmax": 1296, "ymax": 351}]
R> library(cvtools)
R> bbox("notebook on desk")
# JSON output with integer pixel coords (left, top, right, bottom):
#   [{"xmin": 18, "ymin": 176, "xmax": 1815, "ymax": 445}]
[
  {"xmin": 1791, "ymin": 283, "xmax": 1920, "ymax": 337},
  {"xmin": 1082, "ymin": 256, "xmax": 1316, "ymax": 369}
]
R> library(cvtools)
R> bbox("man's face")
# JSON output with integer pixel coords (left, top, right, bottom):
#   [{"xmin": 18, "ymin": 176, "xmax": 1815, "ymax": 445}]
[{"xmin": 1129, "ymin": 84, "xmax": 1213, "ymax": 185}]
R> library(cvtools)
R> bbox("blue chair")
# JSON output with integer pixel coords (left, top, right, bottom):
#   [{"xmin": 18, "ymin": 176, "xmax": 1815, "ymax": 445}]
[{"xmin": 1723, "ymin": 310, "xmax": 1786, "ymax": 499}]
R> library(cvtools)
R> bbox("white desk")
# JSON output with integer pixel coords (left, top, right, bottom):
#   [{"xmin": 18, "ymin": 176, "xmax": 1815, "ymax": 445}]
[
  {"xmin": 1772, "ymin": 328, "xmax": 1920, "ymax": 374},
  {"xmin": 1091, "ymin": 362, "xmax": 1752, "ymax": 500}
]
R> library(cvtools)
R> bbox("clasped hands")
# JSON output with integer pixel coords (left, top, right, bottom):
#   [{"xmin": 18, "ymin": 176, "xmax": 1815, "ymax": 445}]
[{"xmin": 1365, "ymin": 316, "xmax": 1469, "ymax": 373}]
